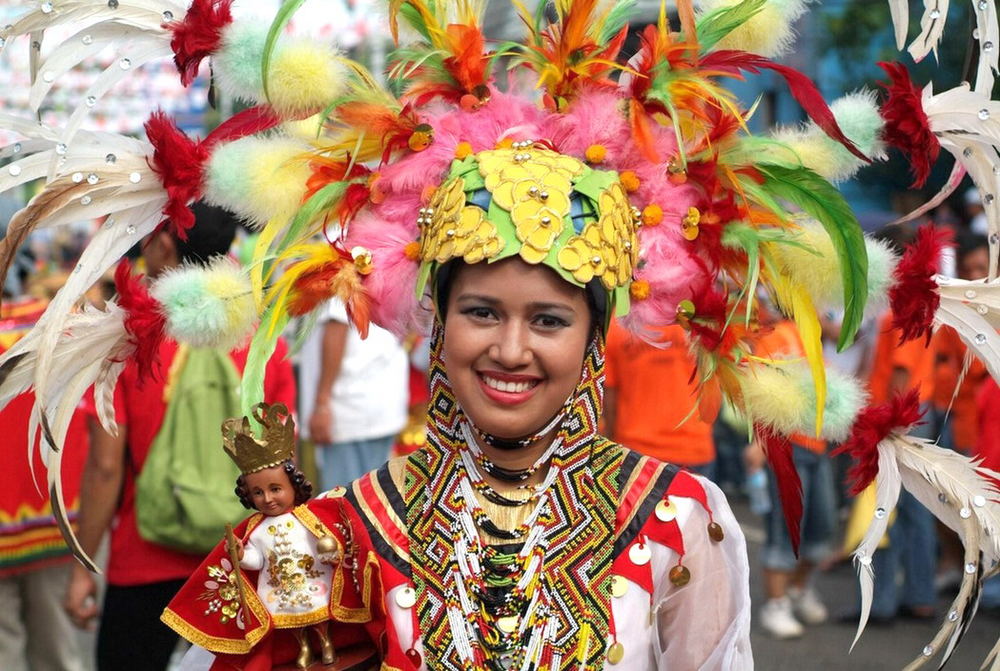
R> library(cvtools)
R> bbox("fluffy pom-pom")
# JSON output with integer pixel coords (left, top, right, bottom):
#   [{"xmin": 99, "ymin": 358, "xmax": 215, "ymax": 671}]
[
  {"xmin": 698, "ymin": 0, "xmax": 810, "ymax": 57},
  {"xmin": 864, "ymin": 236, "xmax": 898, "ymax": 312},
  {"xmin": 768, "ymin": 90, "xmax": 885, "ymax": 182},
  {"xmin": 889, "ymin": 224, "xmax": 951, "ymax": 344},
  {"xmin": 740, "ymin": 364, "xmax": 810, "ymax": 437},
  {"xmin": 802, "ymin": 366, "xmax": 868, "ymax": 442},
  {"xmin": 740, "ymin": 360, "xmax": 867, "ymax": 441},
  {"xmin": 213, "ymin": 21, "xmax": 269, "ymax": 104},
  {"xmin": 833, "ymin": 388, "xmax": 924, "ymax": 495},
  {"xmin": 772, "ymin": 218, "xmax": 898, "ymax": 312},
  {"xmin": 267, "ymin": 41, "xmax": 348, "ymax": 118},
  {"xmin": 151, "ymin": 258, "xmax": 257, "ymax": 350},
  {"xmin": 204, "ymin": 136, "xmax": 312, "ymax": 227}
]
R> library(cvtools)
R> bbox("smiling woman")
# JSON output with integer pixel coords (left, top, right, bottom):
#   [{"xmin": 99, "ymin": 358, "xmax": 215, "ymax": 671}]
[{"xmin": 19, "ymin": 0, "xmax": 997, "ymax": 669}]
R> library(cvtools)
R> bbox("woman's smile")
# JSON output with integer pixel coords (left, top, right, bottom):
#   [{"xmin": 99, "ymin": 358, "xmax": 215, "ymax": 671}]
[{"xmin": 476, "ymin": 370, "xmax": 543, "ymax": 404}]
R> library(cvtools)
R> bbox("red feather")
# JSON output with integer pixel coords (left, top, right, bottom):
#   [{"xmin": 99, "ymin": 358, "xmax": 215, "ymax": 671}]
[
  {"xmin": 877, "ymin": 62, "xmax": 940, "ymax": 188},
  {"xmin": 287, "ymin": 265, "xmax": 343, "ymax": 317},
  {"xmin": 756, "ymin": 426, "xmax": 804, "ymax": 557},
  {"xmin": 833, "ymin": 389, "xmax": 924, "ymax": 495},
  {"xmin": 700, "ymin": 50, "xmax": 870, "ymax": 163},
  {"xmin": 114, "ymin": 262, "xmax": 167, "ymax": 382},
  {"xmin": 889, "ymin": 224, "xmax": 951, "ymax": 344},
  {"xmin": 144, "ymin": 112, "xmax": 210, "ymax": 240},
  {"xmin": 204, "ymin": 105, "xmax": 283, "ymax": 149},
  {"xmin": 168, "ymin": 0, "xmax": 234, "ymax": 87}
]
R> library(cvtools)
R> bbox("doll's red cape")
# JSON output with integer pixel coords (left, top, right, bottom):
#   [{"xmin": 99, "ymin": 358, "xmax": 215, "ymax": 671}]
[{"xmin": 161, "ymin": 497, "xmax": 371, "ymax": 658}]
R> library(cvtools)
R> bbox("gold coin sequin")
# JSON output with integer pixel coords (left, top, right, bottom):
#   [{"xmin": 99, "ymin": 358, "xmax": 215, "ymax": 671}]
[
  {"xmin": 708, "ymin": 522, "xmax": 725, "ymax": 542},
  {"xmin": 655, "ymin": 499, "xmax": 678, "ymax": 522},
  {"xmin": 611, "ymin": 575, "xmax": 628, "ymax": 598},
  {"xmin": 607, "ymin": 642, "xmax": 625, "ymax": 664},
  {"xmin": 629, "ymin": 542, "xmax": 651, "ymax": 566},
  {"xmin": 395, "ymin": 586, "xmax": 416, "ymax": 609},
  {"xmin": 669, "ymin": 565, "xmax": 691, "ymax": 587},
  {"xmin": 497, "ymin": 616, "xmax": 518, "ymax": 633}
]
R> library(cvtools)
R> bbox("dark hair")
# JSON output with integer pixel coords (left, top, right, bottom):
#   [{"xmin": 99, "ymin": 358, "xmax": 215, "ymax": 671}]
[
  {"xmin": 956, "ymin": 233, "xmax": 988, "ymax": 264},
  {"xmin": 174, "ymin": 201, "xmax": 239, "ymax": 264},
  {"xmin": 234, "ymin": 460, "xmax": 313, "ymax": 510}
]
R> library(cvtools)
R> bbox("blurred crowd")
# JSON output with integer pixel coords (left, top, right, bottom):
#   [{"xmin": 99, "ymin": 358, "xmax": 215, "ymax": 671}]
[{"xmin": 2, "ymin": 186, "xmax": 1000, "ymax": 670}]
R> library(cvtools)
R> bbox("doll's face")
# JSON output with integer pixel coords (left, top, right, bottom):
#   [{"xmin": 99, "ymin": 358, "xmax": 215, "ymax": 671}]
[{"xmin": 244, "ymin": 465, "xmax": 296, "ymax": 516}]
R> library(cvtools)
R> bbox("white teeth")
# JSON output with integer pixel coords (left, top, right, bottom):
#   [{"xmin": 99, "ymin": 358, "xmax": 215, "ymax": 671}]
[{"xmin": 482, "ymin": 375, "xmax": 534, "ymax": 393}]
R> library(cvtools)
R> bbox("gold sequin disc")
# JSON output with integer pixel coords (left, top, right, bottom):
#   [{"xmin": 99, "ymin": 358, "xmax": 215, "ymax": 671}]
[
  {"xmin": 629, "ymin": 542, "xmax": 651, "ymax": 566},
  {"xmin": 655, "ymin": 499, "xmax": 678, "ymax": 522},
  {"xmin": 497, "ymin": 616, "xmax": 518, "ymax": 633},
  {"xmin": 708, "ymin": 522, "xmax": 725, "ymax": 542},
  {"xmin": 611, "ymin": 575, "xmax": 628, "ymax": 598},
  {"xmin": 395, "ymin": 586, "xmax": 416, "ymax": 609},
  {"xmin": 669, "ymin": 565, "xmax": 691, "ymax": 587},
  {"xmin": 607, "ymin": 642, "xmax": 625, "ymax": 665}
]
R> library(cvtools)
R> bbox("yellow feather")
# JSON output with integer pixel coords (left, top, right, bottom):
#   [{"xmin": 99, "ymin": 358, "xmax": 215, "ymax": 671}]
[
  {"xmin": 772, "ymin": 271, "xmax": 827, "ymax": 436},
  {"xmin": 250, "ymin": 221, "xmax": 286, "ymax": 310}
]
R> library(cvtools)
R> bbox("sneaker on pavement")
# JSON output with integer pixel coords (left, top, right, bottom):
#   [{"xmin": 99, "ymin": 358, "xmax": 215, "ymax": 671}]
[
  {"xmin": 760, "ymin": 597, "xmax": 804, "ymax": 639},
  {"xmin": 788, "ymin": 586, "xmax": 828, "ymax": 625}
]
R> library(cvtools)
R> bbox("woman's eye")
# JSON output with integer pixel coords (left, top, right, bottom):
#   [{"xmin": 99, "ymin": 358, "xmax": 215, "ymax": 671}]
[
  {"xmin": 535, "ymin": 314, "xmax": 569, "ymax": 329},
  {"xmin": 462, "ymin": 306, "xmax": 496, "ymax": 321}
]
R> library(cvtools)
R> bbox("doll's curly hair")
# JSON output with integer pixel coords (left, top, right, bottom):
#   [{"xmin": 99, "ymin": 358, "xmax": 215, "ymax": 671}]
[{"xmin": 234, "ymin": 460, "xmax": 313, "ymax": 510}]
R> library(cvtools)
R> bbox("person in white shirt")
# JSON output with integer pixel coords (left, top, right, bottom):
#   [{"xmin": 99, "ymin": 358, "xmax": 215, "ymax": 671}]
[{"xmin": 302, "ymin": 299, "xmax": 409, "ymax": 488}]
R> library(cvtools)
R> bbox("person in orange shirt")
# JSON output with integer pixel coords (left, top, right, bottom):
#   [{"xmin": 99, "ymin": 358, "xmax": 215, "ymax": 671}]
[
  {"xmin": 745, "ymin": 316, "xmax": 835, "ymax": 639},
  {"xmin": 602, "ymin": 319, "xmax": 715, "ymax": 476}
]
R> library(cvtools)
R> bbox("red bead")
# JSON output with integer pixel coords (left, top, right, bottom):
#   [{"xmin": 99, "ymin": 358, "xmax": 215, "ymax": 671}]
[{"xmin": 405, "ymin": 648, "xmax": 422, "ymax": 667}]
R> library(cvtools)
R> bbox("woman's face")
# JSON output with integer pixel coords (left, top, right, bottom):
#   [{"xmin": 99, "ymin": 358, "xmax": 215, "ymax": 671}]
[{"xmin": 442, "ymin": 258, "xmax": 592, "ymax": 440}]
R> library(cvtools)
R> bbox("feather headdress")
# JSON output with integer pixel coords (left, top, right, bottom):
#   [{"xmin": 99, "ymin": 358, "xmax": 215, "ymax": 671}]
[{"xmin": 3, "ymin": 4, "xmax": 1000, "ymax": 665}]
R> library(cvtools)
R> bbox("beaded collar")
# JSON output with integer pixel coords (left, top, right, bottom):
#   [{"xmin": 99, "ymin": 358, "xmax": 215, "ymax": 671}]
[{"xmin": 405, "ymin": 323, "xmax": 622, "ymax": 671}]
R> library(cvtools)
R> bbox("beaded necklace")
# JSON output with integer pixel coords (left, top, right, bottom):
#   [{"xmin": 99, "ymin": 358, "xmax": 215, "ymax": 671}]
[
  {"xmin": 407, "ymin": 325, "xmax": 621, "ymax": 671},
  {"xmin": 459, "ymin": 420, "xmax": 560, "ymax": 508}
]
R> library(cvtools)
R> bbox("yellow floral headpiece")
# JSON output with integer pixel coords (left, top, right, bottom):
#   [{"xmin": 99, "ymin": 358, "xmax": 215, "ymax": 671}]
[{"xmin": 415, "ymin": 142, "xmax": 640, "ymax": 319}]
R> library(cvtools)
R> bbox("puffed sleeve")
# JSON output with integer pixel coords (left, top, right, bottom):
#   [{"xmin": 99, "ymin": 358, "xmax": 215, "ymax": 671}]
[{"xmin": 653, "ymin": 477, "xmax": 752, "ymax": 670}]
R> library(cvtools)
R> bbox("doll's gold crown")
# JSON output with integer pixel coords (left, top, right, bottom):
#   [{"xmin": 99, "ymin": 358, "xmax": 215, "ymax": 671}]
[{"xmin": 222, "ymin": 402, "xmax": 295, "ymax": 475}]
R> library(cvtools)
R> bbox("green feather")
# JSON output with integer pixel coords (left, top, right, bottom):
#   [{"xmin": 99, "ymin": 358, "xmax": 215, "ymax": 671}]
[
  {"xmin": 755, "ymin": 164, "xmax": 868, "ymax": 350},
  {"xmin": 598, "ymin": 0, "xmax": 636, "ymax": 45},
  {"xmin": 397, "ymin": 3, "xmax": 433, "ymax": 41},
  {"xmin": 241, "ymin": 307, "xmax": 288, "ymax": 421},
  {"xmin": 262, "ymin": 0, "xmax": 307, "ymax": 100},
  {"xmin": 696, "ymin": 0, "xmax": 768, "ymax": 51}
]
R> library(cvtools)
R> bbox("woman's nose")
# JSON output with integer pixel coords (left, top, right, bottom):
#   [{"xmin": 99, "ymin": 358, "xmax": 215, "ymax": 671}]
[{"xmin": 488, "ymin": 322, "xmax": 533, "ymax": 368}]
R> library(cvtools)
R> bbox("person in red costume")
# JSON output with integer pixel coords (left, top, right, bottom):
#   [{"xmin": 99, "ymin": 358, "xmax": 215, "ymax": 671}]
[{"xmin": 63, "ymin": 203, "xmax": 297, "ymax": 671}]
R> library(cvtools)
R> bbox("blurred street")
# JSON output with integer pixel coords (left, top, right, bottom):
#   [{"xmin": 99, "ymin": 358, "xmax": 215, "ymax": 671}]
[{"xmin": 737, "ymin": 499, "xmax": 1000, "ymax": 670}]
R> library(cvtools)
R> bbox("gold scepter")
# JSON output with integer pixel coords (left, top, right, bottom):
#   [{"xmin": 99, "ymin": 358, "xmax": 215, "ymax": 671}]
[{"xmin": 224, "ymin": 523, "xmax": 251, "ymax": 618}]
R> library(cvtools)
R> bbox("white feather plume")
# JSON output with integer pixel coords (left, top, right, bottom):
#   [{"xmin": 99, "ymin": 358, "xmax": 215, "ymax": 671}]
[
  {"xmin": 851, "ymin": 443, "xmax": 901, "ymax": 650},
  {"xmin": 0, "ymin": 0, "xmax": 185, "ymax": 141},
  {"xmin": 850, "ymin": 430, "xmax": 1000, "ymax": 669}
]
